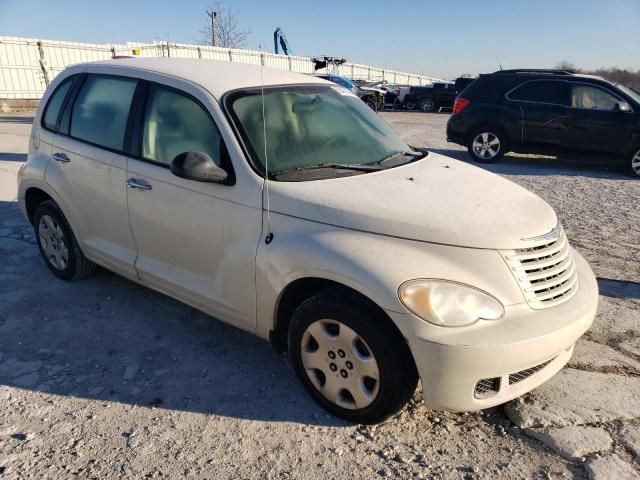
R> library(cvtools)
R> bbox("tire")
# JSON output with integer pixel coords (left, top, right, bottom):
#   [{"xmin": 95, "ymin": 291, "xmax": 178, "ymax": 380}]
[
  {"xmin": 419, "ymin": 97, "xmax": 436, "ymax": 112},
  {"xmin": 33, "ymin": 200, "xmax": 97, "ymax": 281},
  {"xmin": 365, "ymin": 98, "xmax": 377, "ymax": 111},
  {"xmin": 627, "ymin": 148, "xmax": 640, "ymax": 178},
  {"xmin": 288, "ymin": 289, "xmax": 418, "ymax": 424},
  {"xmin": 405, "ymin": 102, "xmax": 416, "ymax": 111},
  {"xmin": 466, "ymin": 126, "xmax": 508, "ymax": 163}
]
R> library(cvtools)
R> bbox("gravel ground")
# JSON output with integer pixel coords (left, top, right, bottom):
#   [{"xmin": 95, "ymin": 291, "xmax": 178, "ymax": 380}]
[{"xmin": 0, "ymin": 111, "xmax": 638, "ymax": 480}]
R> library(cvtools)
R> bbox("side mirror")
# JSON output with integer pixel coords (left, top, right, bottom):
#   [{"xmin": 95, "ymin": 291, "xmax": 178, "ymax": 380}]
[
  {"xmin": 615, "ymin": 101, "xmax": 632, "ymax": 112},
  {"xmin": 170, "ymin": 151, "xmax": 229, "ymax": 184}
]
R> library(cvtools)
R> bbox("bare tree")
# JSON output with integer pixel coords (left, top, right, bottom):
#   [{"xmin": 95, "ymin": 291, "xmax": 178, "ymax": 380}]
[
  {"xmin": 200, "ymin": 2, "xmax": 251, "ymax": 49},
  {"xmin": 554, "ymin": 61, "xmax": 578, "ymax": 72}
]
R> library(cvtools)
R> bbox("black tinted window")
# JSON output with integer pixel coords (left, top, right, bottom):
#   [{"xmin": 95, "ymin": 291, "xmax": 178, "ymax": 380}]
[
  {"xmin": 509, "ymin": 81, "xmax": 567, "ymax": 105},
  {"xmin": 43, "ymin": 77, "xmax": 73, "ymax": 131},
  {"xmin": 70, "ymin": 75, "xmax": 137, "ymax": 151},
  {"xmin": 571, "ymin": 85, "xmax": 619, "ymax": 110}
]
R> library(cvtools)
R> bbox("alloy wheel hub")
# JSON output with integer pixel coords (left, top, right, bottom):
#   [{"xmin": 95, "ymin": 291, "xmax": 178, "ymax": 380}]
[
  {"xmin": 473, "ymin": 132, "xmax": 500, "ymax": 159},
  {"xmin": 632, "ymin": 150, "xmax": 640, "ymax": 174}
]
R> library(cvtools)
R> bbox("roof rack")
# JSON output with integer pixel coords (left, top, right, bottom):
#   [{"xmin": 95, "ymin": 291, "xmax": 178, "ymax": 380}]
[{"xmin": 492, "ymin": 69, "xmax": 575, "ymax": 75}]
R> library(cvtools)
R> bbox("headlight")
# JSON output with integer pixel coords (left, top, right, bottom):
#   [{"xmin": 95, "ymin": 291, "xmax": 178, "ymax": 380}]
[{"xmin": 398, "ymin": 280, "xmax": 504, "ymax": 327}]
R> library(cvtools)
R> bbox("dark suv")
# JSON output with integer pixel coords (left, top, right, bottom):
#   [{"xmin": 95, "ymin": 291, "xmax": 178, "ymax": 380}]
[{"xmin": 446, "ymin": 69, "xmax": 640, "ymax": 177}]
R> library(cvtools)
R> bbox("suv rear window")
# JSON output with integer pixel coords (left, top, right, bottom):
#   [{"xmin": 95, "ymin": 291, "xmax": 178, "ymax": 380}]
[
  {"xmin": 70, "ymin": 75, "xmax": 138, "ymax": 151},
  {"xmin": 42, "ymin": 77, "xmax": 74, "ymax": 131},
  {"xmin": 508, "ymin": 80, "xmax": 568, "ymax": 105}
]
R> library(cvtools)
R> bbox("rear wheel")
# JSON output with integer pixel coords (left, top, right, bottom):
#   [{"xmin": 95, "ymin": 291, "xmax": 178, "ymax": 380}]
[
  {"xmin": 628, "ymin": 148, "xmax": 640, "ymax": 178},
  {"xmin": 288, "ymin": 289, "xmax": 418, "ymax": 424},
  {"xmin": 467, "ymin": 127, "xmax": 507, "ymax": 163},
  {"xmin": 419, "ymin": 98, "xmax": 436, "ymax": 112},
  {"xmin": 33, "ymin": 200, "xmax": 96, "ymax": 280}
]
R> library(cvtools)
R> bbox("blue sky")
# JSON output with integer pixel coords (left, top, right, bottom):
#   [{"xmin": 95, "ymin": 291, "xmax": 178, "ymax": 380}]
[{"xmin": 1, "ymin": 0, "xmax": 639, "ymax": 79}]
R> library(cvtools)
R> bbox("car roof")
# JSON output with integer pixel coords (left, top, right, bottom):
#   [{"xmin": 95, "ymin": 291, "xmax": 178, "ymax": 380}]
[
  {"xmin": 488, "ymin": 69, "xmax": 607, "ymax": 83},
  {"xmin": 84, "ymin": 57, "xmax": 328, "ymax": 98}
]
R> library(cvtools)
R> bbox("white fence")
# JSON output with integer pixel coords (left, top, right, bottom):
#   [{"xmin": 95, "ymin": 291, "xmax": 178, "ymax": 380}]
[{"xmin": 0, "ymin": 36, "xmax": 440, "ymax": 100}]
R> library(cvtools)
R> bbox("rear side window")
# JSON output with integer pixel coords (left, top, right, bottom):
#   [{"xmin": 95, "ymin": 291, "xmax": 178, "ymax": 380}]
[
  {"xmin": 42, "ymin": 77, "xmax": 74, "ymax": 131},
  {"xmin": 141, "ymin": 85, "xmax": 224, "ymax": 166},
  {"xmin": 509, "ymin": 80, "xmax": 568, "ymax": 105},
  {"xmin": 70, "ymin": 75, "xmax": 138, "ymax": 151}
]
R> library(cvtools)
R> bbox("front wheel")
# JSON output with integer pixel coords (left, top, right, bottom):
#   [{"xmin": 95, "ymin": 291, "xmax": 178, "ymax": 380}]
[
  {"xmin": 288, "ymin": 290, "xmax": 418, "ymax": 424},
  {"xmin": 628, "ymin": 148, "xmax": 640, "ymax": 178},
  {"xmin": 467, "ymin": 127, "xmax": 507, "ymax": 163}
]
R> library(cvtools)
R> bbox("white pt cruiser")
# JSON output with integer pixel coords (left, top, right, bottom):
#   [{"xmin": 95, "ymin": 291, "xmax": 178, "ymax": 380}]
[{"xmin": 18, "ymin": 58, "xmax": 598, "ymax": 424}]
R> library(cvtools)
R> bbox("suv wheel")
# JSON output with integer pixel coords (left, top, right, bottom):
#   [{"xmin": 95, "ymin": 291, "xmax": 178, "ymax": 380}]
[
  {"xmin": 467, "ymin": 127, "xmax": 507, "ymax": 163},
  {"xmin": 33, "ymin": 200, "xmax": 97, "ymax": 280},
  {"xmin": 629, "ymin": 148, "xmax": 640, "ymax": 178},
  {"xmin": 288, "ymin": 289, "xmax": 418, "ymax": 424},
  {"xmin": 419, "ymin": 98, "xmax": 436, "ymax": 112}
]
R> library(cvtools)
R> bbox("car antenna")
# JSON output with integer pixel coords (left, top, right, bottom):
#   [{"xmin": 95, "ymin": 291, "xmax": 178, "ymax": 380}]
[
  {"xmin": 259, "ymin": 45, "xmax": 274, "ymax": 245},
  {"xmin": 496, "ymin": 57, "xmax": 503, "ymax": 71}
]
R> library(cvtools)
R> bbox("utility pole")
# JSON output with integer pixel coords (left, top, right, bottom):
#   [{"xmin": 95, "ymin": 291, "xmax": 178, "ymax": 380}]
[{"xmin": 206, "ymin": 10, "xmax": 217, "ymax": 47}]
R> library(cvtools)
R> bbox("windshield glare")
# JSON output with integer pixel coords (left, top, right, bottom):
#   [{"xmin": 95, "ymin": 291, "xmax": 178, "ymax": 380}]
[
  {"xmin": 229, "ymin": 85, "xmax": 409, "ymax": 175},
  {"xmin": 616, "ymin": 83, "xmax": 640, "ymax": 105}
]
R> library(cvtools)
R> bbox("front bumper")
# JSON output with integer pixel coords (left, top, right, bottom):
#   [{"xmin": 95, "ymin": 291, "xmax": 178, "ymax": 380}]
[{"xmin": 387, "ymin": 249, "xmax": 598, "ymax": 412}]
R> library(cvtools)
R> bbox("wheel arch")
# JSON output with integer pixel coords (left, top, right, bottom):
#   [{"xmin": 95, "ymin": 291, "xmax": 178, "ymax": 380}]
[
  {"xmin": 269, "ymin": 276, "xmax": 410, "ymax": 358},
  {"xmin": 24, "ymin": 187, "xmax": 55, "ymax": 225}
]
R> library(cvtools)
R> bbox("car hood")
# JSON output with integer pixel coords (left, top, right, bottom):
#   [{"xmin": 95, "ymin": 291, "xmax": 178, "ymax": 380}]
[{"xmin": 267, "ymin": 153, "xmax": 558, "ymax": 249}]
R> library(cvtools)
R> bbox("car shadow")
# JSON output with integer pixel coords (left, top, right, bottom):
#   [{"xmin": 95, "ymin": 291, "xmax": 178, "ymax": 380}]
[
  {"xmin": 0, "ymin": 199, "xmax": 345, "ymax": 426},
  {"xmin": 428, "ymin": 148, "xmax": 630, "ymax": 180},
  {"xmin": 0, "ymin": 152, "xmax": 28, "ymax": 162},
  {"xmin": 597, "ymin": 278, "xmax": 640, "ymax": 301},
  {"xmin": 0, "ymin": 115, "xmax": 33, "ymax": 124}
]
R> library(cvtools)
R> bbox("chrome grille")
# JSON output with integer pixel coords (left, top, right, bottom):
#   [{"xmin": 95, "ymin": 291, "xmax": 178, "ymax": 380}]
[
  {"xmin": 501, "ymin": 228, "xmax": 578, "ymax": 309},
  {"xmin": 509, "ymin": 358, "xmax": 554, "ymax": 385}
]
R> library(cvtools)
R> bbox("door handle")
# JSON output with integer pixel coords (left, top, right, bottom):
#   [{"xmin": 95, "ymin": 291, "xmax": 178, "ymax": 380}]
[
  {"xmin": 52, "ymin": 152, "xmax": 70, "ymax": 163},
  {"xmin": 126, "ymin": 178, "xmax": 152, "ymax": 191}
]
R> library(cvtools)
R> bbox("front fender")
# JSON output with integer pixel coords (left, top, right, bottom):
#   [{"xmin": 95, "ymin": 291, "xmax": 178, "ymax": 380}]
[{"xmin": 255, "ymin": 213, "xmax": 525, "ymax": 340}]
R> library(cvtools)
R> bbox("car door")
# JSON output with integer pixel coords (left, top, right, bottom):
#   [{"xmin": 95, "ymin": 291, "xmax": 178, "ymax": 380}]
[
  {"xmin": 564, "ymin": 82, "xmax": 635, "ymax": 155},
  {"xmin": 45, "ymin": 73, "xmax": 139, "ymax": 279},
  {"xmin": 506, "ymin": 80, "xmax": 570, "ymax": 151},
  {"xmin": 125, "ymin": 80, "xmax": 261, "ymax": 331}
]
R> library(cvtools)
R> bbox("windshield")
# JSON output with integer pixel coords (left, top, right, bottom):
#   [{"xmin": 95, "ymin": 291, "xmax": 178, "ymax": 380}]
[
  {"xmin": 227, "ymin": 85, "xmax": 410, "ymax": 177},
  {"xmin": 616, "ymin": 83, "xmax": 640, "ymax": 105}
]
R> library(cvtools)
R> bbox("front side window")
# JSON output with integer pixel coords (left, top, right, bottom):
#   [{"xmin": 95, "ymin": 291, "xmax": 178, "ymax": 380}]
[
  {"xmin": 228, "ymin": 85, "xmax": 410, "ymax": 176},
  {"xmin": 571, "ymin": 85, "xmax": 619, "ymax": 110},
  {"xmin": 43, "ymin": 77, "xmax": 74, "ymax": 131},
  {"xmin": 142, "ymin": 85, "xmax": 223, "ymax": 166},
  {"xmin": 70, "ymin": 75, "xmax": 138, "ymax": 151},
  {"xmin": 509, "ymin": 80, "xmax": 568, "ymax": 105}
]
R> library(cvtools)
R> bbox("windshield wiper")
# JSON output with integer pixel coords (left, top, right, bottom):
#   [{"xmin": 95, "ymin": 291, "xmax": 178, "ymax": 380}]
[
  {"xmin": 376, "ymin": 149, "xmax": 427, "ymax": 166},
  {"xmin": 273, "ymin": 163, "xmax": 384, "ymax": 177}
]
